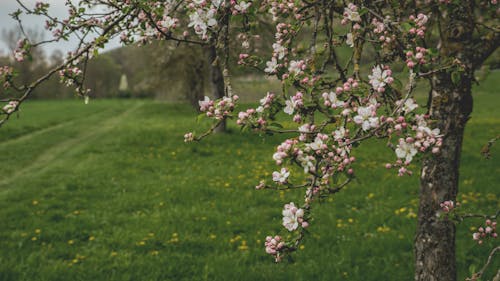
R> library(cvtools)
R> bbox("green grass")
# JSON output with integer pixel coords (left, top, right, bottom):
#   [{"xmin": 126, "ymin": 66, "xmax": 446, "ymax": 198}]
[{"xmin": 0, "ymin": 72, "xmax": 499, "ymax": 280}]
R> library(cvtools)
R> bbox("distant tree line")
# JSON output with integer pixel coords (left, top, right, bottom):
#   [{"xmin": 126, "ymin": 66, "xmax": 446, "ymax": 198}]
[{"xmin": 1, "ymin": 27, "xmax": 497, "ymax": 103}]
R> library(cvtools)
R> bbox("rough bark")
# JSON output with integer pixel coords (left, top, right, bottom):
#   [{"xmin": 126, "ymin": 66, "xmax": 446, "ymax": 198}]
[
  {"xmin": 187, "ymin": 50, "xmax": 205, "ymax": 110},
  {"xmin": 205, "ymin": 45, "xmax": 226, "ymax": 133},
  {"xmin": 415, "ymin": 71, "xmax": 473, "ymax": 281},
  {"xmin": 413, "ymin": 2, "xmax": 484, "ymax": 280}
]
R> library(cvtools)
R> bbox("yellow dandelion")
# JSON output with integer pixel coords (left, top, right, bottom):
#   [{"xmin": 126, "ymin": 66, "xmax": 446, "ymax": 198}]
[
  {"xmin": 348, "ymin": 218, "xmax": 354, "ymax": 223},
  {"xmin": 72, "ymin": 259, "xmax": 78, "ymax": 264},
  {"xmin": 406, "ymin": 210, "xmax": 417, "ymax": 219},
  {"xmin": 209, "ymin": 234, "xmax": 217, "ymax": 239},
  {"xmin": 31, "ymin": 237, "xmax": 37, "ymax": 241},
  {"xmin": 367, "ymin": 193, "xmax": 375, "ymax": 199},
  {"xmin": 137, "ymin": 241, "xmax": 146, "ymax": 246},
  {"xmin": 35, "ymin": 229, "xmax": 41, "ymax": 234},
  {"xmin": 486, "ymin": 193, "xmax": 497, "ymax": 201},
  {"xmin": 88, "ymin": 236, "xmax": 95, "ymax": 241},
  {"xmin": 299, "ymin": 245, "xmax": 305, "ymax": 250},
  {"xmin": 238, "ymin": 240, "xmax": 248, "ymax": 251},
  {"xmin": 32, "ymin": 200, "xmax": 39, "ymax": 205},
  {"xmin": 111, "ymin": 251, "xmax": 118, "ymax": 257},
  {"xmin": 151, "ymin": 250, "xmax": 159, "ymax": 256},
  {"xmin": 377, "ymin": 226, "xmax": 391, "ymax": 233},
  {"xmin": 68, "ymin": 240, "xmax": 74, "ymax": 245}
]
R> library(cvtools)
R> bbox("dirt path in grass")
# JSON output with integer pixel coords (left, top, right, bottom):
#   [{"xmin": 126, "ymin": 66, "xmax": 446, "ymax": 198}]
[
  {"xmin": 0, "ymin": 102, "xmax": 144, "ymax": 189},
  {"xmin": 0, "ymin": 108, "xmax": 117, "ymax": 148}
]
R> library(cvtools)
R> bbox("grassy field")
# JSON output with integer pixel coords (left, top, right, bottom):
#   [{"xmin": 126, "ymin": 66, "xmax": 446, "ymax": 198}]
[{"xmin": 0, "ymin": 72, "xmax": 498, "ymax": 281}]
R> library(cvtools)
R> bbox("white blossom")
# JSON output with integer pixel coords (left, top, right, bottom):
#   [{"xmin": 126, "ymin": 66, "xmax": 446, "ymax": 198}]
[
  {"xmin": 344, "ymin": 6, "xmax": 361, "ymax": 22},
  {"xmin": 284, "ymin": 98, "xmax": 296, "ymax": 115},
  {"xmin": 368, "ymin": 65, "xmax": 392, "ymax": 90},
  {"xmin": 234, "ymin": 1, "xmax": 251, "ymax": 13},
  {"xmin": 264, "ymin": 57, "xmax": 278, "ymax": 73},
  {"xmin": 353, "ymin": 106, "xmax": 379, "ymax": 131},
  {"xmin": 282, "ymin": 202, "xmax": 304, "ymax": 231},
  {"xmin": 395, "ymin": 139, "xmax": 418, "ymax": 162},
  {"xmin": 346, "ymin": 33, "xmax": 354, "ymax": 47},
  {"xmin": 307, "ymin": 137, "xmax": 323, "ymax": 151},
  {"xmin": 272, "ymin": 168, "xmax": 290, "ymax": 184},
  {"xmin": 272, "ymin": 43, "xmax": 286, "ymax": 59}
]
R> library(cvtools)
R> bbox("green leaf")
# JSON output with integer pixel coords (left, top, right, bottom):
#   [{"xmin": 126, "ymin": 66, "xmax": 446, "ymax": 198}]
[
  {"xmin": 196, "ymin": 113, "xmax": 205, "ymax": 123},
  {"xmin": 392, "ymin": 78, "xmax": 403, "ymax": 91},
  {"xmin": 269, "ymin": 122, "xmax": 283, "ymax": 129},
  {"xmin": 468, "ymin": 264, "xmax": 476, "ymax": 275},
  {"xmin": 451, "ymin": 71, "xmax": 461, "ymax": 85},
  {"xmin": 401, "ymin": 22, "xmax": 412, "ymax": 32}
]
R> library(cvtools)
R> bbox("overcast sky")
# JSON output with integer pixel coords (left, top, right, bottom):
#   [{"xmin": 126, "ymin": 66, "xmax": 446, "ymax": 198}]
[{"xmin": 0, "ymin": 0, "xmax": 121, "ymax": 57}]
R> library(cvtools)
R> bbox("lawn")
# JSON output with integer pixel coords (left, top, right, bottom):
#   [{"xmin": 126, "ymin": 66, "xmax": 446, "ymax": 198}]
[{"xmin": 0, "ymin": 72, "xmax": 498, "ymax": 280}]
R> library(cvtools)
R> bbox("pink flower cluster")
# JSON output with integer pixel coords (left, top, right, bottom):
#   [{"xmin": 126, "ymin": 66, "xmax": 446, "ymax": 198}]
[
  {"xmin": 237, "ymin": 53, "xmax": 249, "ymax": 65},
  {"xmin": 14, "ymin": 39, "xmax": 29, "ymax": 62},
  {"xmin": 34, "ymin": 1, "xmax": 49, "ymax": 13},
  {"xmin": 286, "ymin": 60, "xmax": 306, "ymax": 77},
  {"xmin": 322, "ymin": 91, "xmax": 345, "ymax": 109},
  {"xmin": 473, "ymin": 220, "xmax": 497, "ymax": 244},
  {"xmin": 273, "ymin": 139, "xmax": 299, "ymax": 165},
  {"xmin": 275, "ymin": 22, "xmax": 295, "ymax": 42},
  {"xmin": 183, "ymin": 132, "xmax": 194, "ymax": 142},
  {"xmin": 371, "ymin": 18, "xmax": 394, "ymax": 45},
  {"xmin": 0, "ymin": 66, "xmax": 13, "ymax": 89},
  {"xmin": 265, "ymin": 235, "xmax": 284, "ymax": 262},
  {"xmin": 264, "ymin": 0, "xmax": 303, "ymax": 21},
  {"xmin": 282, "ymin": 202, "xmax": 306, "ymax": 231},
  {"xmin": 198, "ymin": 95, "xmax": 238, "ymax": 120},
  {"xmin": 58, "ymin": 67, "xmax": 83, "ymax": 86},
  {"xmin": 341, "ymin": 3, "xmax": 361, "ymax": 25},
  {"xmin": 368, "ymin": 65, "xmax": 394, "ymax": 93},
  {"xmin": 408, "ymin": 14, "xmax": 428, "ymax": 38},
  {"xmin": 385, "ymin": 113, "xmax": 442, "ymax": 175},
  {"xmin": 338, "ymin": 77, "xmax": 360, "ymax": 95},
  {"xmin": 237, "ymin": 108, "xmax": 262, "ymax": 126},
  {"xmin": 406, "ymin": 47, "xmax": 428, "ymax": 69},
  {"xmin": 2, "ymin": 101, "xmax": 18, "ymax": 114},
  {"xmin": 231, "ymin": 0, "xmax": 252, "ymax": 15},
  {"xmin": 440, "ymin": 200, "xmax": 456, "ymax": 213},
  {"xmin": 236, "ymin": 92, "xmax": 276, "ymax": 127},
  {"xmin": 0, "ymin": 66, "xmax": 13, "ymax": 77}
]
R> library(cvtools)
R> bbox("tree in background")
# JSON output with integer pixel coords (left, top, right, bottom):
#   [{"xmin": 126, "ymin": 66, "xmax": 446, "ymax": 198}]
[{"xmin": 0, "ymin": 1, "xmax": 498, "ymax": 280}]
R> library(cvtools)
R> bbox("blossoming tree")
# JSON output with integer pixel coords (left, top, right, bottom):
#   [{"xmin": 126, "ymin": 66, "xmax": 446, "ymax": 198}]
[{"xmin": 1, "ymin": 1, "xmax": 498, "ymax": 280}]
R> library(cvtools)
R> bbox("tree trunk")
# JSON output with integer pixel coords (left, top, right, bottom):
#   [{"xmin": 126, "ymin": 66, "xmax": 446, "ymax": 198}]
[
  {"xmin": 205, "ymin": 45, "xmax": 226, "ymax": 133},
  {"xmin": 414, "ymin": 71, "xmax": 473, "ymax": 281},
  {"xmin": 187, "ymin": 49, "xmax": 205, "ymax": 110}
]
